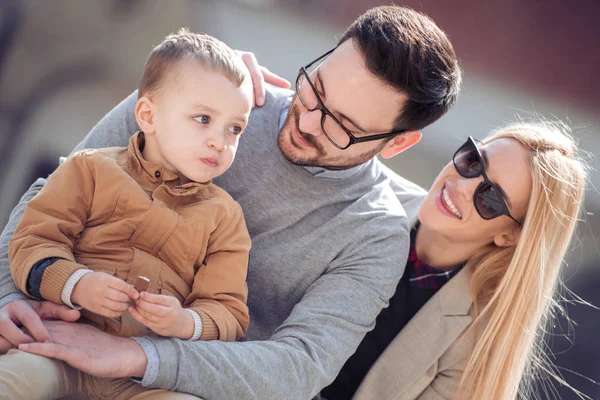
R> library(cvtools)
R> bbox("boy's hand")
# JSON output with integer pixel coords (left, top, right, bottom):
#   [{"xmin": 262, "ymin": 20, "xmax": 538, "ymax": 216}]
[
  {"xmin": 71, "ymin": 272, "xmax": 138, "ymax": 318},
  {"xmin": 128, "ymin": 292, "xmax": 194, "ymax": 339}
]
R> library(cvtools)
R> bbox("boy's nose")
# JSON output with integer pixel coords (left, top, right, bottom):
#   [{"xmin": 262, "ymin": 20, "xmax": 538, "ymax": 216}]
[{"xmin": 208, "ymin": 131, "xmax": 226, "ymax": 152}]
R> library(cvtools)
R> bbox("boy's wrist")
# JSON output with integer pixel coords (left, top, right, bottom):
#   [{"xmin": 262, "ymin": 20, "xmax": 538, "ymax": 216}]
[
  {"xmin": 63, "ymin": 269, "xmax": 93, "ymax": 308},
  {"xmin": 175, "ymin": 308, "xmax": 196, "ymax": 340}
]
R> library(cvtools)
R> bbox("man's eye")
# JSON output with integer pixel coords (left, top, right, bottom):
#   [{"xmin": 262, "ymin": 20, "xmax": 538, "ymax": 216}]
[
  {"xmin": 228, "ymin": 126, "xmax": 243, "ymax": 135},
  {"xmin": 194, "ymin": 115, "xmax": 210, "ymax": 124}
]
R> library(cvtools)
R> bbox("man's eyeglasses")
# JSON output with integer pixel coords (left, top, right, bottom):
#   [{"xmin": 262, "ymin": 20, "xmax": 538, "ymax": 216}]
[
  {"xmin": 295, "ymin": 48, "xmax": 407, "ymax": 150},
  {"xmin": 453, "ymin": 137, "xmax": 522, "ymax": 225}
]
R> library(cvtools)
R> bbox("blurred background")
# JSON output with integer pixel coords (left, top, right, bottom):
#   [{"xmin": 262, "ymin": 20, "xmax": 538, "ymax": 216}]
[{"xmin": 0, "ymin": 0, "xmax": 598, "ymax": 398}]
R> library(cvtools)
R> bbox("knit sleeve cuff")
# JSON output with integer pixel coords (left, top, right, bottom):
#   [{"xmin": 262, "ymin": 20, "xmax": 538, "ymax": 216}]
[
  {"xmin": 196, "ymin": 310, "xmax": 219, "ymax": 341},
  {"xmin": 185, "ymin": 309, "xmax": 203, "ymax": 341},
  {"xmin": 39, "ymin": 259, "xmax": 88, "ymax": 305},
  {"xmin": 61, "ymin": 269, "xmax": 93, "ymax": 309}
]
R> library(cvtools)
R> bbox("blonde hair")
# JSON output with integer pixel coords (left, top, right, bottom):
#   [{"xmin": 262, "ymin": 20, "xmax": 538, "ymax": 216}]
[
  {"xmin": 455, "ymin": 120, "xmax": 587, "ymax": 399},
  {"xmin": 138, "ymin": 28, "xmax": 246, "ymax": 98}
]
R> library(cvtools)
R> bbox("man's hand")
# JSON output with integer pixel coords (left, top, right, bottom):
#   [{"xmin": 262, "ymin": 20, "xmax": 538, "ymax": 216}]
[
  {"xmin": 236, "ymin": 50, "xmax": 291, "ymax": 107},
  {"xmin": 0, "ymin": 299, "xmax": 80, "ymax": 353},
  {"xmin": 71, "ymin": 272, "xmax": 138, "ymax": 318},
  {"xmin": 129, "ymin": 292, "xmax": 194, "ymax": 339},
  {"xmin": 18, "ymin": 320, "xmax": 147, "ymax": 378}
]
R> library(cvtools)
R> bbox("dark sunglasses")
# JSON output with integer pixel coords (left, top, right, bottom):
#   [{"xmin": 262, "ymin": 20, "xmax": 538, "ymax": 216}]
[{"xmin": 453, "ymin": 137, "xmax": 521, "ymax": 225}]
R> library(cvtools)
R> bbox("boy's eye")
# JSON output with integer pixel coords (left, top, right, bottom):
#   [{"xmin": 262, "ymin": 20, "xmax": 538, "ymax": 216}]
[
  {"xmin": 194, "ymin": 115, "xmax": 210, "ymax": 124},
  {"xmin": 228, "ymin": 126, "xmax": 243, "ymax": 135}
]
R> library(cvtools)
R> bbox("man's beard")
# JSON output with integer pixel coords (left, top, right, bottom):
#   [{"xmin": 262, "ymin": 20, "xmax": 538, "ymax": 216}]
[{"xmin": 277, "ymin": 100, "xmax": 385, "ymax": 170}]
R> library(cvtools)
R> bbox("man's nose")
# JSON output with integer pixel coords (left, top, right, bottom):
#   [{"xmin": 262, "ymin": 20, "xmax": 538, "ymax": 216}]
[{"xmin": 298, "ymin": 109, "xmax": 324, "ymax": 137}]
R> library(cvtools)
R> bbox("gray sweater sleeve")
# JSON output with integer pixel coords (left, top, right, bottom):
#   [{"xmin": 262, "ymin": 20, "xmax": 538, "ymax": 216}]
[
  {"xmin": 0, "ymin": 180, "xmax": 46, "ymax": 306},
  {"xmin": 144, "ymin": 216, "xmax": 409, "ymax": 400},
  {"xmin": 0, "ymin": 91, "xmax": 139, "ymax": 304}
]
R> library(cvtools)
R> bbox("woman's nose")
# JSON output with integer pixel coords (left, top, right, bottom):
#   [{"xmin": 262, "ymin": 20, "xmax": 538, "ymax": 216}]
[{"xmin": 455, "ymin": 176, "xmax": 482, "ymax": 201}]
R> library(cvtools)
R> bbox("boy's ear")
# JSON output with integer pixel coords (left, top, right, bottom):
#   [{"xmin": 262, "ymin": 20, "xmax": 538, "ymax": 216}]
[
  {"xmin": 135, "ymin": 96, "xmax": 156, "ymax": 134},
  {"xmin": 379, "ymin": 131, "xmax": 422, "ymax": 159}
]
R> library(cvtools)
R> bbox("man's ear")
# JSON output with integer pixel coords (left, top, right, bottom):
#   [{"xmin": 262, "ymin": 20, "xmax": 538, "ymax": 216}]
[
  {"xmin": 379, "ymin": 131, "xmax": 422, "ymax": 159},
  {"xmin": 135, "ymin": 96, "xmax": 156, "ymax": 135}
]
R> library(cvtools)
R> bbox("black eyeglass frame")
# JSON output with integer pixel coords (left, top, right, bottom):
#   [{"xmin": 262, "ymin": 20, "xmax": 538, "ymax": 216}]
[
  {"xmin": 295, "ymin": 48, "xmax": 407, "ymax": 150},
  {"xmin": 453, "ymin": 136, "xmax": 522, "ymax": 225}
]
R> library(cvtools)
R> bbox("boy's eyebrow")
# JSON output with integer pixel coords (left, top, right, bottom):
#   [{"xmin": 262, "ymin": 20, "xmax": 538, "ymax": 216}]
[
  {"xmin": 315, "ymin": 69, "xmax": 368, "ymax": 134},
  {"xmin": 193, "ymin": 105, "xmax": 221, "ymax": 115}
]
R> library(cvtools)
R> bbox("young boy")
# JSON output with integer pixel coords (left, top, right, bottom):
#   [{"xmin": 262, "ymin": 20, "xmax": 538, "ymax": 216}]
[{"xmin": 5, "ymin": 29, "xmax": 253, "ymax": 398}]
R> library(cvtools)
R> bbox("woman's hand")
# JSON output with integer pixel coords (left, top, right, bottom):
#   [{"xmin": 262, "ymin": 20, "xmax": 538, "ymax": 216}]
[
  {"xmin": 236, "ymin": 50, "xmax": 291, "ymax": 107},
  {"xmin": 129, "ymin": 291, "xmax": 194, "ymax": 339}
]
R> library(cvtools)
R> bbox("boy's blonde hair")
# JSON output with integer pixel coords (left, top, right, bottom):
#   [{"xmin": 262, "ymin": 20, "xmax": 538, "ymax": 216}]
[{"xmin": 138, "ymin": 28, "xmax": 246, "ymax": 98}]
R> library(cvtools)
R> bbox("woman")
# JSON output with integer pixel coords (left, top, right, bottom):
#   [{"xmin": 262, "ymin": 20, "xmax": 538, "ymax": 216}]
[{"xmin": 321, "ymin": 120, "xmax": 587, "ymax": 399}]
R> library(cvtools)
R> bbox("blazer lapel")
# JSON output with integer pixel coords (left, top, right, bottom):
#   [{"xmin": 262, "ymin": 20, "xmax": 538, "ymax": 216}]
[{"xmin": 354, "ymin": 267, "xmax": 474, "ymax": 400}]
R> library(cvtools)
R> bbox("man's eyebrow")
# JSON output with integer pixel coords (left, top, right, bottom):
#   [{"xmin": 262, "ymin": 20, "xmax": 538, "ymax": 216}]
[
  {"xmin": 315, "ymin": 69, "xmax": 368, "ymax": 134},
  {"xmin": 481, "ymin": 147, "xmax": 513, "ymax": 210}
]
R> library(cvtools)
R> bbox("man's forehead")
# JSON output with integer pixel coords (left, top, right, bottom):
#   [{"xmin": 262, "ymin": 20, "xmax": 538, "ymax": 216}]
[{"xmin": 316, "ymin": 41, "xmax": 407, "ymax": 133}]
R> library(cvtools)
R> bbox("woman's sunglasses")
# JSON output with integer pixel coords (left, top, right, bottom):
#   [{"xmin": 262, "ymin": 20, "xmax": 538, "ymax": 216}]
[{"xmin": 453, "ymin": 137, "xmax": 522, "ymax": 225}]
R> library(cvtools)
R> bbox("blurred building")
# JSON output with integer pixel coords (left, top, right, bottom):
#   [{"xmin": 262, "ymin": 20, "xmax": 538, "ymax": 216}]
[{"xmin": 1, "ymin": 0, "xmax": 598, "ymax": 398}]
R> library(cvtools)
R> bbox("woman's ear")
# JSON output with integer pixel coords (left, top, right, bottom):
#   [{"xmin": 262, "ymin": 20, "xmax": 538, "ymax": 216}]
[
  {"xmin": 493, "ymin": 228, "xmax": 520, "ymax": 248},
  {"xmin": 379, "ymin": 131, "xmax": 422, "ymax": 159},
  {"xmin": 135, "ymin": 96, "xmax": 156, "ymax": 135}
]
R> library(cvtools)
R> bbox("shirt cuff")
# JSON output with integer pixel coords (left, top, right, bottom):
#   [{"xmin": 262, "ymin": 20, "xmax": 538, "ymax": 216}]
[
  {"xmin": 0, "ymin": 292, "xmax": 29, "ymax": 309},
  {"xmin": 61, "ymin": 269, "xmax": 93, "ymax": 309},
  {"xmin": 131, "ymin": 336, "xmax": 160, "ymax": 386},
  {"xmin": 186, "ymin": 309, "xmax": 203, "ymax": 341}
]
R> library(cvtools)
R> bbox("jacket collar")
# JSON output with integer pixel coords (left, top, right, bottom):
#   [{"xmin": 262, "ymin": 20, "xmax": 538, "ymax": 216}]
[
  {"xmin": 127, "ymin": 132, "xmax": 211, "ymax": 194},
  {"xmin": 353, "ymin": 265, "xmax": 474, "ymax": 400},
  {"xmin": 128, "ymin": 131, "xmax": 178, "ymax": 182}
]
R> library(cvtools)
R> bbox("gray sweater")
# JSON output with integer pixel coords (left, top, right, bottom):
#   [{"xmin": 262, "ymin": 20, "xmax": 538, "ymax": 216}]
[{"xmin": 0, "ymin": 87, "xmax": 426, "ymax": 399}]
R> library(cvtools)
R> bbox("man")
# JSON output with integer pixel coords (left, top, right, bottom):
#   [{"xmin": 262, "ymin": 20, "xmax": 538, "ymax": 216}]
[{"xmin": 0, "ymin": 6, "xmax": 460, "ymax": 399}]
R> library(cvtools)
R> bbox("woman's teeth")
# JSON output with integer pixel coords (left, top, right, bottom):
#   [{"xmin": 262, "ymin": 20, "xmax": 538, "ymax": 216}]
[{"xmin": 442, "ymin": 187, "xmax": 462, "ymax": 219}]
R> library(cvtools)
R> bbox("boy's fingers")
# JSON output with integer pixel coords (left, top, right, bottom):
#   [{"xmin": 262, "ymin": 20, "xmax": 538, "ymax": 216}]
[
  {"xmin": 134, "ymin": 299, "xmax": 167, "ymax": 318},
  {"xmin": 105, "ymin": 287, "xmax": 131, "ymax": 303},
  {"xmin": 129, "ymin": 306, "xmax": 158, "ymax": 324},
  {"xmin": 98, "ymin": 306, "xmax": 123, "ymax": 319},
  {"xmin": 139, "ymin": 292, "xmax": 174, "ymax": 307},
  {"xmin": 128, "ymin": 306, "xmax": 148, "ymax": 326},
  {"xmin": 107, "ymin": 277, "xmax": 138, "ymax": 299},
  {"xmin": 101, "ymin": 298, "xmax": 129, "ymax": 313}
]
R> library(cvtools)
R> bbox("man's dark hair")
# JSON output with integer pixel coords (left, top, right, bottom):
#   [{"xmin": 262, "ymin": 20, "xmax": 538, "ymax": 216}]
[{"xmin": 339, "ymin": 6, "xmax": 461, "ymax": 131}]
